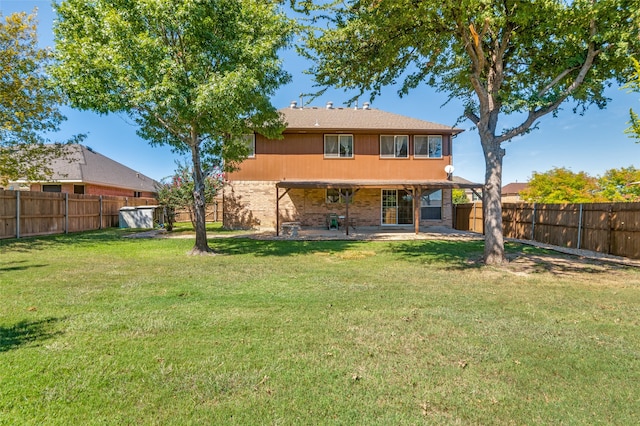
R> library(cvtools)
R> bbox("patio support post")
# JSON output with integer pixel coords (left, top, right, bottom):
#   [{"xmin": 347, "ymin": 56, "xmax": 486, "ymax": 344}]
[
  {"xmin": 345, "ymin": 191, "xmax": 350, "ymax": 236},
  {"xmin": 276, "ymin": 185, "xmax": 280, "ymax": 236},
  {"xmin": 413, "ymin": 186, "xmax": 421, "ymax": 235}
]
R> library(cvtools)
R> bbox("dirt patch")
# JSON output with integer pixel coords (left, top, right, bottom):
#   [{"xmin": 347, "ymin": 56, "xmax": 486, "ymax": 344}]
[{"xmin": 502, "ymin": 250, "xmax": 637, "ymax": 281}]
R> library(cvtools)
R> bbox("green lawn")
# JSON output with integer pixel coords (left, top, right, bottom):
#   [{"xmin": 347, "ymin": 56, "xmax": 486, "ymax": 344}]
[{"xmin": 1, "ymin": 227, "xmax": 639, "ymax": 425}]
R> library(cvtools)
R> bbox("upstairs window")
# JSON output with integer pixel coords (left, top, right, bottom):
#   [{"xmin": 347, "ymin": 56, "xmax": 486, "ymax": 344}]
[
  {"xmin": 242, "ymin": 134, "xmax": 256, "ymax": 158},
  {"xmin": 324, "ymin": 134, "xmax": 353, "ymax": 158},
  {"xmin": 414, "ymin": 135, "xmax": 443, "ymax": 158},
  {"xmin": 380, "ymin": 135, "xmax": 408, "ymax": 158}
]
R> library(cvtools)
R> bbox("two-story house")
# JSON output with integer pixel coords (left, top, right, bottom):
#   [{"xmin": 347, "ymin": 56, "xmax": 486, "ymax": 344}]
[{"xmin": 224, "ymin": 102, "xmax": 478, "ymax": 234}]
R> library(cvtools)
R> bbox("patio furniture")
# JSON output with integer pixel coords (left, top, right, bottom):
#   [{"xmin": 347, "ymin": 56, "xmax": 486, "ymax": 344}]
[
  {"xmin": 327, "ymin": 213, "xmax": 339, "ymax": 230},
  {"xmin": 281, "ymin": 221, "xmax": 300, "ymax": 237}
]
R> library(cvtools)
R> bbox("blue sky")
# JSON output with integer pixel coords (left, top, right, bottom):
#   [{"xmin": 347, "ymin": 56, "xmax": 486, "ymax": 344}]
[{"xmin": 3, "ymin": 0, "xmax": 640, "ymax": 185}]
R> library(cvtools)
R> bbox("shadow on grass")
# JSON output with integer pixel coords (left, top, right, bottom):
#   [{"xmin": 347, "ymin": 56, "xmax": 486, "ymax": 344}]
[
  {"xmin": 388, "ymin": 239, "xmax": 486, "ymax": 270},
  {"xmin": 0, "ymin": 229, "xmax": 132, "ymax": 253},
  {"xmin": 0, "ymin": 318, "xmax": 63, "ymax": 352},
  {"xmin": 210, "ymin": 238, "xmax": 366, "ymax": 257},
  {"xmin": 0, "ymin": 260, "xmax": 48, "ymax": 272}
]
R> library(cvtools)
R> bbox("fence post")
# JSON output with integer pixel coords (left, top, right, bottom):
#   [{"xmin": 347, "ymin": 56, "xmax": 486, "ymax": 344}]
[
  {"xmin": 16, "ymin": 191, "xmax": 20, "ymax": 239},
  {"xmin": 531, "ymin": 203, "xmax": 537, "ymax": 241},
  {"xmin": 65, "ymin": 192, "xmax": 69, "ymax": 234},
  {"xmin": 607, "ymin": 205, "xmax": 613, "ymax": 255},
  {"xmin": 577, "ymin": 204, "xmax": 583, "ymax": 250},
  {"xmin": 99, "ymin": 195, "xmax": 103, "ymax": 229},
  {"xmin": 472, "ymin": 202, "xmax": 477, "ymax": 232}
]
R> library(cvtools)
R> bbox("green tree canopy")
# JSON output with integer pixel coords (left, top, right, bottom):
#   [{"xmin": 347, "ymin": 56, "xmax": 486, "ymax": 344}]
[
  {"xmin": 297, "ymin": 0, "xmax": 640, "ymax": 264},
  {"xmin": 520, "ymin": 166, "xmax": 640, "ymax": 203},
  {"xmin": 452, "ymin": 189, "xmax": 470, "ymax": 204},
  {"xmin": 598, "ymin": 166, "xmax": 640, "ymax": 201},
  {"xmin": 0, "ymin": 11, "xmax": 78, "ymax": 185},
  {"xmin": 520, "ymin": 167, "xmax": 601, "ymax": 203},
  {"xmin": 625, "ymin": 58, "xmax": 640, "ymax": 141},
  {"xmin": 52, "ymin": 0, "xmax": 294, "ymax": 253}
]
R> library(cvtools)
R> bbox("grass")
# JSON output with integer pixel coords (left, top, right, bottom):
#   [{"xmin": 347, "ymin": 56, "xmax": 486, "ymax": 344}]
[{"xmin": 1, "ymin": 226, "xmax": 639, "ymax": 424}]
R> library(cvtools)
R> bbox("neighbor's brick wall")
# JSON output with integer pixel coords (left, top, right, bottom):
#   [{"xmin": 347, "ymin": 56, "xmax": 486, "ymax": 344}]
[{"xmin": 29, "ymin": 183, "xmax": 155, "ymax": 198}]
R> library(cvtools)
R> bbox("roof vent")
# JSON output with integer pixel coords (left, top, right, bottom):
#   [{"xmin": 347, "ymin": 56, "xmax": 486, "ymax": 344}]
[
  {"xmin": 326, "ymin": 101, "xmax": 333, "ymax": 109},
  {"xmin": 362, "ymin": 102, "xmax": 371, "ymax": 110},
  {"xmin": 290, "ymin": 100, "xmax": 297, "ymax": 109}
]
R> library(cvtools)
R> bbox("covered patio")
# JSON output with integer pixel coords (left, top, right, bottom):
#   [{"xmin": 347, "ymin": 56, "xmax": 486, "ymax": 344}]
[{"xmin": 275, "ymin": 179, "xmax": 482, "ymax": 237}]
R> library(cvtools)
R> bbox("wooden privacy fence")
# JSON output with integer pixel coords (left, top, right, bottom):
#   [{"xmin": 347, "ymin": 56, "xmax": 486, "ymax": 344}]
[
  {"xmin": 0, "ymin": 189, "xmax": 156, "ymax": 239},
  {"xmin": 173, "ymin": 198, "xmax": 222, "ymax": 223},
  {"xmin": 454, "ymin": 201, "xmax": 640, "ymax": 259}
]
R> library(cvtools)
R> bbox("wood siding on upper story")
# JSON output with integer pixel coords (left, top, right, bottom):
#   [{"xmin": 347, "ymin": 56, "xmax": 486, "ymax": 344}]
[{"xmin": 227, "ymin": 132, "xmax": 454, "ymax": 182}]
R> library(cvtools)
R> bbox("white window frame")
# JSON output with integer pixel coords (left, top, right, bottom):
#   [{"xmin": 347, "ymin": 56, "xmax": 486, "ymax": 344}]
[
  {"xmin": 242, "ymin": 134, "xmax": 256, "ymax": 158},
  {"xmin": 380, "ymin": 135, "xmax": 409, "ymax": 158},
  {"xmin": 324, "ymin": 134, "xmax": 354, "ymax": 158},
  {"xmin": 414, "ymin": 135, "xmax": 443, "ymax": 158}
]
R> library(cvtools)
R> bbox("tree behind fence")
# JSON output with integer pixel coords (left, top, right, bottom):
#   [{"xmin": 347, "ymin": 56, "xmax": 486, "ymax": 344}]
[
  {"xmin": 0, "ymin": 189, "xmax": 156, "ymax": 239},
  {"xmin": 454, "ymin": 201, "xmax": 640, "ymax": 259}
]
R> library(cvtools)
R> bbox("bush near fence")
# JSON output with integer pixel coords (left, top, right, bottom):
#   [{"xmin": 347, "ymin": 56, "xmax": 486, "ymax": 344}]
[
  {"xmin": 0, "ymin": 189, "xmax": 156, "ymax": 239},
  {"xmin": 454, "ymin": 201, "xmax": 640, "ymax": 259}
]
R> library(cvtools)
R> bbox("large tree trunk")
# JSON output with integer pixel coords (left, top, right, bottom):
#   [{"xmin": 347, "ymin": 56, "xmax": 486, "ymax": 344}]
[
  {"xmin": 482, "ymin": 140, "xmax": 506, "ymax": 265},
  {"xmin": 190, "ymin": 142, "xmax": 212, "ymax": 254}
]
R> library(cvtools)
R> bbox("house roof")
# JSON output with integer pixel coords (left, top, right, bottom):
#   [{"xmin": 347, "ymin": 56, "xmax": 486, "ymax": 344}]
[
  {"xmin": 276, "ymin": 179, "xmax": 482, "ymax": 190},
  {"xmin": 17, "ymin": 144, "xmax": 158, "ymax": 192},
  {"xmin": 279, "ymin": 105, "xmax": 463, "ymax": 134},
  {"xmin": 452, "ymin": 176, "xmax": 481, "ymax": 186},
  {"xmin": 502, "ymin": 182, "xmax": 529, "ymax": 195}
]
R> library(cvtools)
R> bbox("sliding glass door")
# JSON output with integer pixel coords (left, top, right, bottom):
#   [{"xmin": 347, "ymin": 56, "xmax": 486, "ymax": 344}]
[{"xmin": 381, "ymin": 189, "xmax": 413, "ymax": 225}]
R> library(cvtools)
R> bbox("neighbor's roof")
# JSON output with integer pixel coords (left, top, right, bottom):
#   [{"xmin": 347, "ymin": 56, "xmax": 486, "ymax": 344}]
[
  {"xmin": 452, "ymin": 176, "xmax": 481, "ymax": 186},
  {"xmin": 502, "ymin": 182, "xmax": 529, "ymax": 194},
  {"xmin": 279, "ymin": 105, "xmax": 463, "ymax": 134},
  {"xmin": 18, "ymin": 144, "xmax": 158, "ymax": 192}
]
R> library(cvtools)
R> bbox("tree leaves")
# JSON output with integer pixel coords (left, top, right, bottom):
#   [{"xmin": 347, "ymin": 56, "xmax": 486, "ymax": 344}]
[
  {"xmin": 52, "ymin": 0, "xmax": 294, "ymax": 252},
  {"xmin": 0, "ymin": 11, "xmax": 79, "ymax": 184},
  {"xmin": 520, "ymin": 166, "xmax": 640, "ymax": 203}
]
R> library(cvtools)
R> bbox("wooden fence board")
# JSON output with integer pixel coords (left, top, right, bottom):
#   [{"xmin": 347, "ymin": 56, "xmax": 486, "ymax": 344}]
[
  {"xmin": 174, "ymin": 199, "xmax": 222, "ymax": 223},
  {"xmin": 0, "ymin": 189, "xmax": 156, "ymax": 239},
  {"xmin": 454, "ymin": 201, "xmax": 640, "ymax": 259}
]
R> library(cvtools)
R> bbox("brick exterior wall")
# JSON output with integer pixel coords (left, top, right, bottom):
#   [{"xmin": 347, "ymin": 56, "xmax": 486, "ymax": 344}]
[
  {"xmin": 30, "ymin": 183, "xmax": 155, "ymax": 198},
  {"xmin": 224, "ymin": 181, "xmax": 453, "ymax": 230}
]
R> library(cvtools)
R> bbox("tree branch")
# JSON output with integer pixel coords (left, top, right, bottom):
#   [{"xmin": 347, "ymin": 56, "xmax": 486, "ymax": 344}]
[{"xmin": 497, "ymin": 18, "xmax": 601, "ymax": 144}]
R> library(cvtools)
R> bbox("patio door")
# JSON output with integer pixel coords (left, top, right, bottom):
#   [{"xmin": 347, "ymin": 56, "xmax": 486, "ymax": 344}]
[{"xmin": 381, "ymin": 189, "xmax": 413, "ymax": 225}]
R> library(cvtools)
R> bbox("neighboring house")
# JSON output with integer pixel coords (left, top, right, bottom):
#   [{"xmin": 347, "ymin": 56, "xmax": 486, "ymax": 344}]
[
  {"xmin": 501, "ymin": 182, "xmax": 529, "ymax": 203},
  {"xmin": 453, "ymin": 176, "xmax": 483, "ymax": 202},
  {"xmin": 9, "ymin": 144, "xmax": 158, "ymax": 197},
  {"xmin": 224, "ymin": 102, "xmax": 481, "ymax": 233}
]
